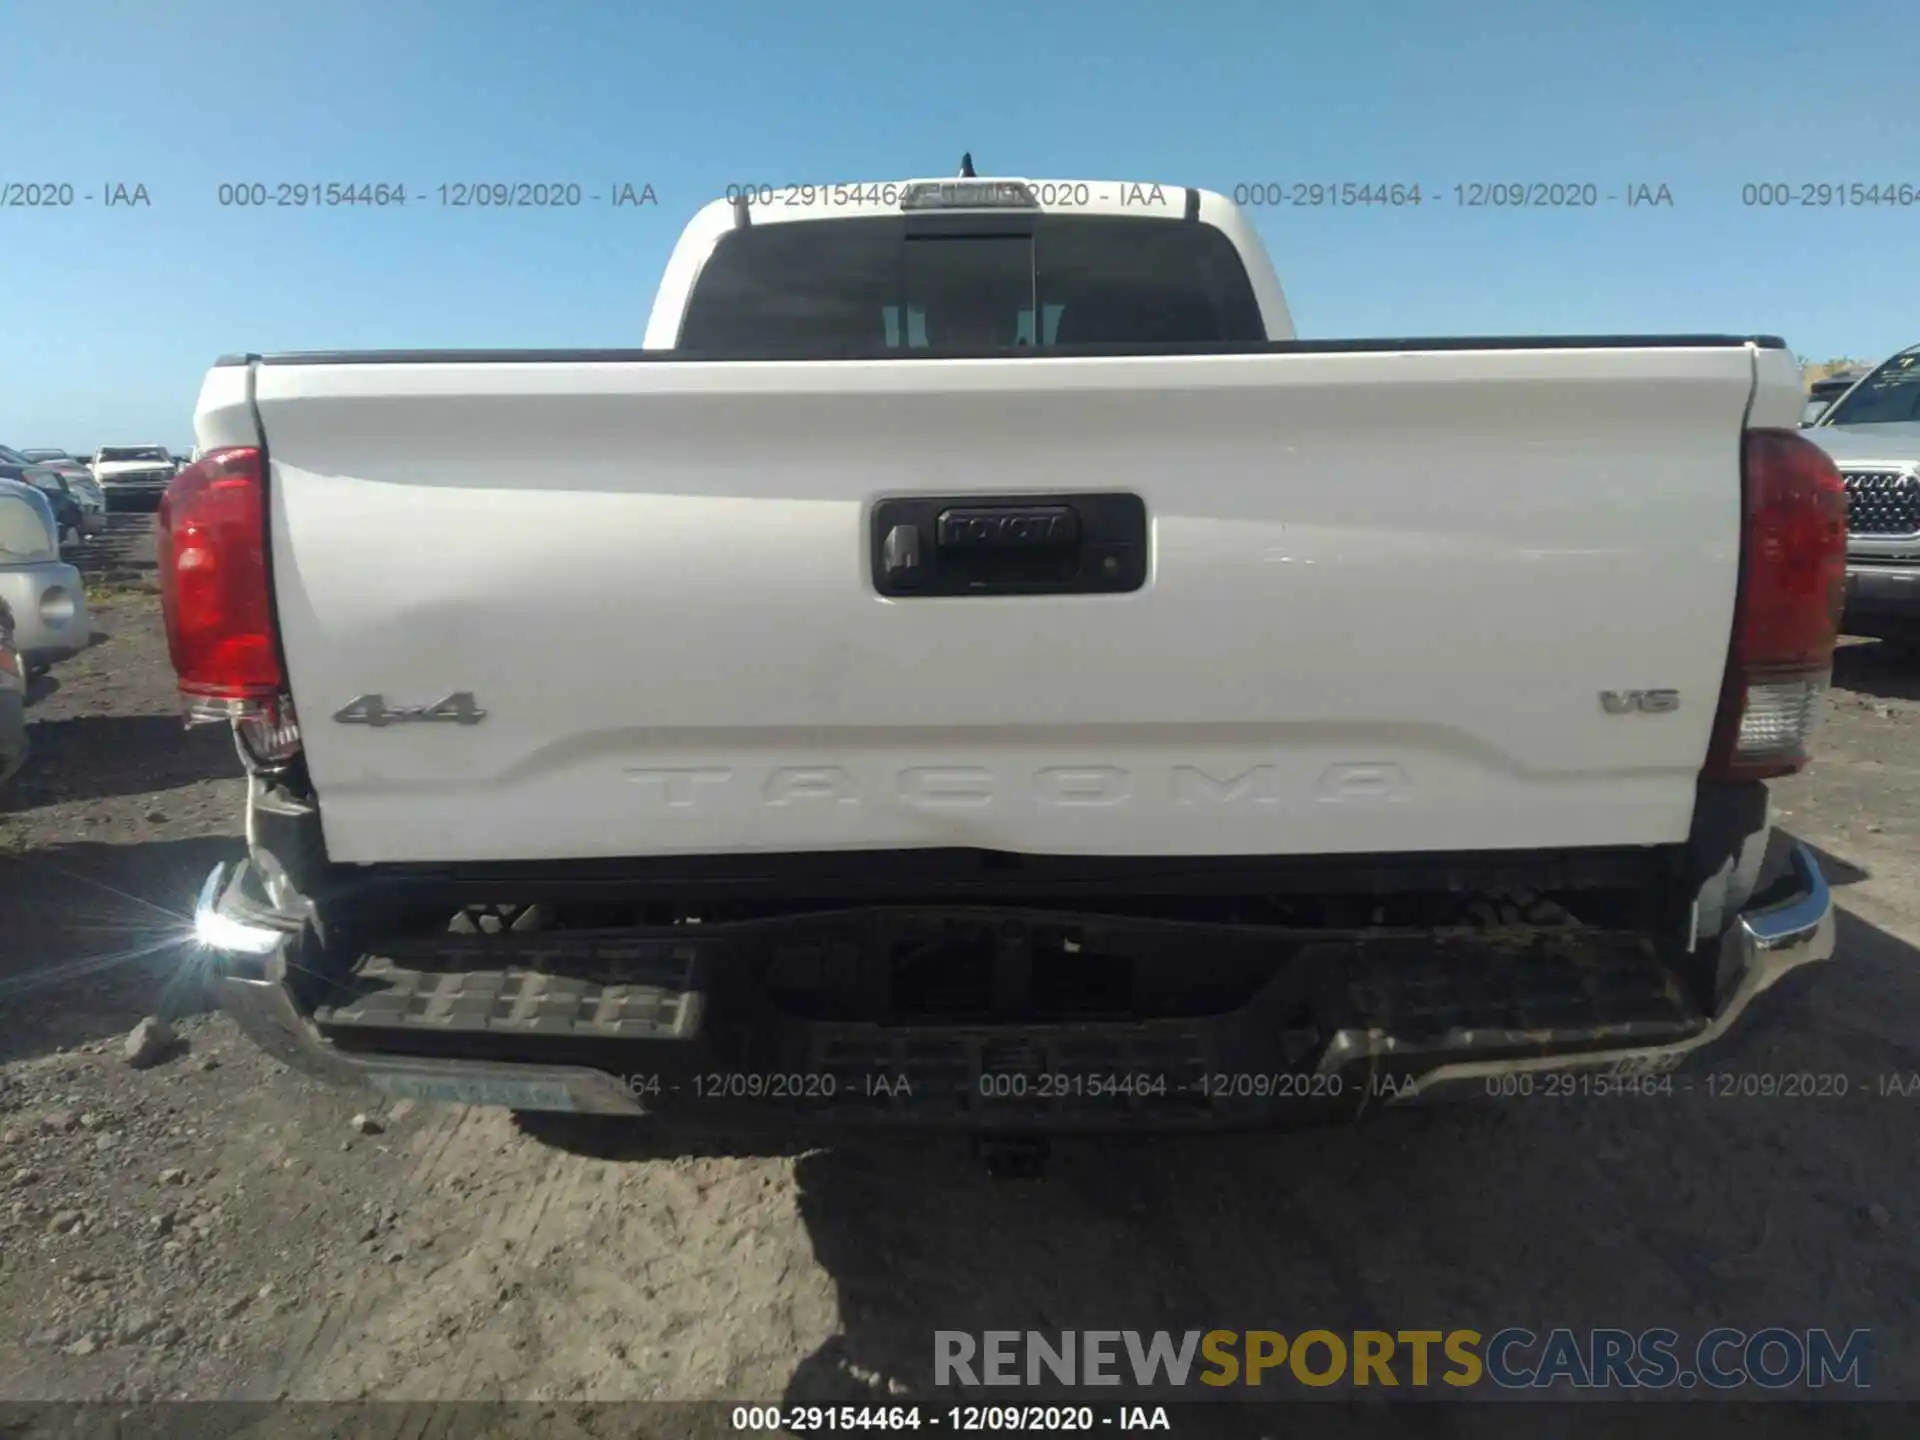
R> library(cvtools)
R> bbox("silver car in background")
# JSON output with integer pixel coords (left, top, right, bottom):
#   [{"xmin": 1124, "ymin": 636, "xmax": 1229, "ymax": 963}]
[
  {"xmin": 0, "ymin": 477, "xmax": 90, "ymax": 673},
  {"xmin": 1803, "ymin": 344, "xmax": 1920, "ymax": 650}
]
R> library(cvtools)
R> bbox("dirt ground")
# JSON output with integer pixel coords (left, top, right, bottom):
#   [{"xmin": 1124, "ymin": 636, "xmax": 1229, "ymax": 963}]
[{"xmin": 1, "ymin": 515, "xmax": 1916, "ymax": 1423}]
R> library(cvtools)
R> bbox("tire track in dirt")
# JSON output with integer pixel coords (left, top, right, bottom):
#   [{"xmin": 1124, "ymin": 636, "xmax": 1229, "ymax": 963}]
[{"xmin": 267, "ymin": 1101, "xmax": 479, "ymax": 1398}]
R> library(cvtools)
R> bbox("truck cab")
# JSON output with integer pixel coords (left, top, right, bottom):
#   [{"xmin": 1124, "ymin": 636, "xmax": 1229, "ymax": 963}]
[{"xmin": 642, "ymin": 178, "xmax": 1296, "ymax": 350}]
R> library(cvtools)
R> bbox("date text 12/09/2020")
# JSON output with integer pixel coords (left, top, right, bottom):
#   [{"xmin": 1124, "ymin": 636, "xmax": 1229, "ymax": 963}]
[
  {"xmin": 16, "ymin": 179, "xmax": 1920, "ymax": 211},
  {"xmin": 603, "ymin": 1066, "xmax": 1920, "ymax": 1106},
  {"xmin": 210, "ymin": 182, "xmax": 659, "ymax": 208},
  {"xmin": 605, "ymin": 1071, "xmax": 1366, "ymax": 1104},
  {"xmin": 724, "ymin": 182, "xmax": 1174, "ymax": 209},
  {"xmin": 730, "ymin": 1404, "xmax": 1172, "ymax": 1433},
  {"xmin": 1229, "ymin": 182, "xmax": 1674, "ymax": 207},
  {"xmin": 611, "ymin": 1071, "xmax": 1364, "ymax": 1104},
  {"xmin": 719, "ymin": 181, "xmax": 1675, "ymax": 210},
  {"xmin": 0, "ymin": 182, "xmax": 149, "ymax": 206}
]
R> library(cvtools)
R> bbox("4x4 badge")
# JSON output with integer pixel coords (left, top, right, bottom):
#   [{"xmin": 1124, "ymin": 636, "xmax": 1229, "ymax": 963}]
[{"xmin": 332, "ymin": 692, "xmax": 486, "ymax": 727}]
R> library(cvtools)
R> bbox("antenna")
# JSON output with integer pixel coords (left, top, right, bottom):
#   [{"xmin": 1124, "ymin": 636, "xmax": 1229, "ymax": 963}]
[{"xmin": 959, "ymin": 152, "xmax": 976, "ymax": 178}]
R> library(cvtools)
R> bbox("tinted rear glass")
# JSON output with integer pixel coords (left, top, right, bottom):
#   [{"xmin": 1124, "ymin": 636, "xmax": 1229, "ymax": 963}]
[
  {"xmin": 676, "ymin": 215, "xmax": 1266, "ymax": 357},
  {"xmin": 1822, "ymin": 351, "xmax": 1920, "ymax": 426}
]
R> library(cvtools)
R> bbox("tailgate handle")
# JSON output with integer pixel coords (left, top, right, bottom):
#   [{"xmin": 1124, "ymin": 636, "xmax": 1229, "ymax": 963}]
[
  {"xmin": 870, "ymin": 492, "xmax": 1145, "ymax": 598},
  {"xmin": 936, "ymin": 505, "xmax": 1080, "ymax": 552}
]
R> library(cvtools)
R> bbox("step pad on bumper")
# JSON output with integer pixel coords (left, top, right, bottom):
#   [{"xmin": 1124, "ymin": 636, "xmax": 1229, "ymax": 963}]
[
  {"xmin": 313, "ymin": 935, "xmax": 704, "ymax": 1039},
  {"xmin": 309, "ymin": 922, "xmax": 1702, "ymax": 1067}
]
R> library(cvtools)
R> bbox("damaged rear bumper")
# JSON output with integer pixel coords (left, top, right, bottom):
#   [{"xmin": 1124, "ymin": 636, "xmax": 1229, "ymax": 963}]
[
  {"xmin": 190, "ymin": 843, "xmax": 1836, "ymax": 1129},
  {"xmin": 1339, "ymin": 840, "xmax": 1835, "ymax": 1102}
]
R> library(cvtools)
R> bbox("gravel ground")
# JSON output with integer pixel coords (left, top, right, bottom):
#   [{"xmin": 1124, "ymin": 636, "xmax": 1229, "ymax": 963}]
[{"xmin": 1, "ymin": 514, "xmax": 1916, "ymax": 1419}]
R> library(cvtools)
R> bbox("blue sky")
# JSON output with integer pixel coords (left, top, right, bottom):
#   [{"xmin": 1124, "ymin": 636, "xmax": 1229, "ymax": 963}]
[{"xmin": 3, "ymin": 0, "xmax": 1915, "ymax": 448}]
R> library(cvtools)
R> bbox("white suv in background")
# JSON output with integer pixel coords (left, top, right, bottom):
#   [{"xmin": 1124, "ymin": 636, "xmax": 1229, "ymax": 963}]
[{"xmin": 90, "ymin": 444, "xmax": 178, "ymax": 511}]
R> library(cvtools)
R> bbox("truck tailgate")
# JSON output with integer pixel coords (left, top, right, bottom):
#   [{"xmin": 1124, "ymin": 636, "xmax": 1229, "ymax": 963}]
[{"xmin": 231, "ymin": 346, "xmax": 1760, "ymax": 864}]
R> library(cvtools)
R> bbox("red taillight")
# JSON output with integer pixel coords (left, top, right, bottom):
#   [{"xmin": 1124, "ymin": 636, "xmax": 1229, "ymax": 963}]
[
  {"xmin": 157, "ymin": 447, "xmax": 283, "ymax": 700},
  {"xmin": 1704, "ymin": 428, "xmax": 1848, "ymax": 780}
]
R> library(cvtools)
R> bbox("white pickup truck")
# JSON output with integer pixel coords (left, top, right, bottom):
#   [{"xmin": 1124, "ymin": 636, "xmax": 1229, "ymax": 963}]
[{"xmin": 178, "ymin": 173, "xmax": 1846, "ymax": 1149}]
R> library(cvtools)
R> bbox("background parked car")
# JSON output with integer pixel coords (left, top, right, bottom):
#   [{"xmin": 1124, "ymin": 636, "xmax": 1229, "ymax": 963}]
[
  {"xmin": 16, "ymin": 454, "xmax": 106, "ymax": 540},
  {"xmin": 0, "ymin": 476, "xmax": 90, "ymax": 675},
  {"xmin": 0, "ymin": 446, "xmax": 91, "ymax": 546},
  {"xmin": 22, "ymin": 450, "xmax": 113, "ymax": 523},
  {"xmin": 22, "ymin": 471, "xmax": 88, "ymax": 547},
  {"xmin": 1803, "ymin": 371, "xmax": 1869, "ymax": 427},
  {"xmin": 20, "ymin": 449, "xmax": 108, "ymax": 505},
  {"xmin": 0, "ymin": 596, "xmax": 24, "ymax": 787},
  {"xmin": 1802, "ymin": 344, "xmax": 1920, "ymax": 652},
  {"xmin": 89, "ymin": 444, "xmax": 178, "ymax": 511},
  {"xmin": 35, "ymin": 461, "xmax": 107, "ymax": 529}
]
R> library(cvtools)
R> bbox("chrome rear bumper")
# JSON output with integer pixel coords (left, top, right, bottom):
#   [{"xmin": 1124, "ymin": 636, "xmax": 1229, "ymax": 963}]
[
  {"xmin": 193, "ymin": 864, "xmax": 650, "ymax": 1115},
  {"xmin": 190, "ymin": 842, "xmax": 1838, "ymax": 1120},
  {"xmin": 1366, "ymin": 840, "xmax": 1835, "ymax": 1101}
]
